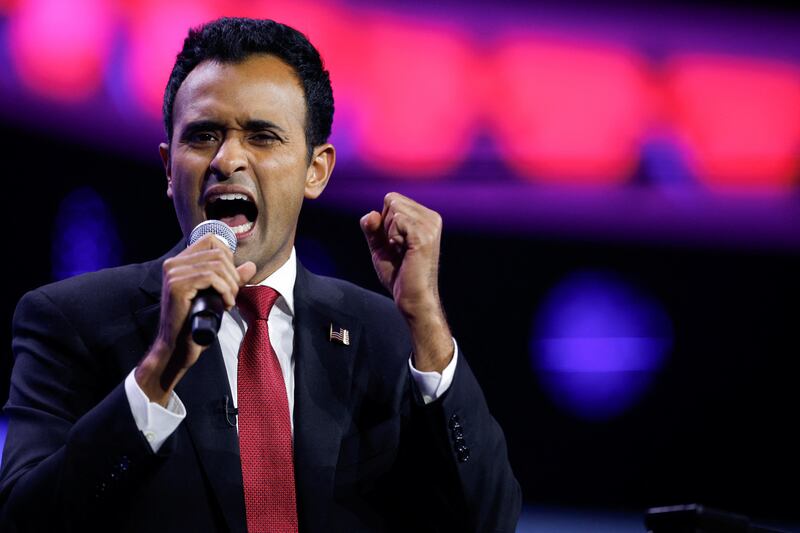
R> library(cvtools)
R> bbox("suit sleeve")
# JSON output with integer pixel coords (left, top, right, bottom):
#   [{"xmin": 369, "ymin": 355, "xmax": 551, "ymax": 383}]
[
  {"xmin": 0, "ymin": 289, "xmax": 169, "ymax": 532},
  {"xmin": 398, "ymin": 349, "xmax": 522, "ymax": 533}
]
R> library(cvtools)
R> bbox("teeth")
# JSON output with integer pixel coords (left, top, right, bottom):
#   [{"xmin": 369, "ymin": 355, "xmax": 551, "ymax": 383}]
[
  {"xmin": 210, "ymin": 193, "xmax": 250, "ymax": 202},
  {"xmin": 230, "ymin": 221, "xmax": 254, "ymax": 234}
]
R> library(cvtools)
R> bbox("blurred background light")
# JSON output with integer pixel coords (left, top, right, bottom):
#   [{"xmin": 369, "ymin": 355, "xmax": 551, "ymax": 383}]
[
  {"xmin": 0, "ymin": 416, "xmax": 6, "ymax": 468},
  {"xmin": 356, "ymin": 19, "xmax": 478, "ymax": 177},
  {"xmin": 1, "ymin": 0, "xmax": 798, "ymax": 202},
  {"xmin": 51, "ymin": 187, "xmax": 122, "ymax": 280},
  {"xmin": 125, "ymin": 0, "xmax": 216, "ymax": 117},
  {"xmin": 489, "ymin": 38, "xmax": 649, "ymax": 183},
  {"xmin": 531, "ymin": 270, "xmax": 673, "ymax": 421},
  {"xmin": 8, "ymin": 0, "xmax": 114, "ymax": 101},
  {"xmin": 666, "ymin": 54, "xmax": 800, "ymax": 189}
]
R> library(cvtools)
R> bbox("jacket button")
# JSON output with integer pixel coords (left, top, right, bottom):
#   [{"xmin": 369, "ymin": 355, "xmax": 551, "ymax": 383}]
[
  {"xmin": 448, "ymin": 414, "xmax": 461, "ymax": 430},
  {"xmin": 456, "ymin": 445, "xmax": 470, "ymax": 463}
]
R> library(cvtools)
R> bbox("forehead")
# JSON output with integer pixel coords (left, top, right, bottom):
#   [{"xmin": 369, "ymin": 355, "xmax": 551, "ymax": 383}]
[{"xmin": 172, "ymin": 54, "xmax": 306, "ymax": 130}]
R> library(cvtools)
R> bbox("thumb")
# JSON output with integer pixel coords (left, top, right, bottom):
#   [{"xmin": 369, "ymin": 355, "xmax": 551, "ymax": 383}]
[
  {"xmin": 236, "ymin": 261, "xmax": 258, "ymax": 285},
  {"xmin": 360, "ymin": 211, "xmax": 385, "ymax": 251}
]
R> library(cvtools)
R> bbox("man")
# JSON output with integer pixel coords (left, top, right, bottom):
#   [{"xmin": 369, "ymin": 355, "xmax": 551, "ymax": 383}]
[{"xmin": 0, "ymin": 17, "xmax": 520, "ymax": 532}]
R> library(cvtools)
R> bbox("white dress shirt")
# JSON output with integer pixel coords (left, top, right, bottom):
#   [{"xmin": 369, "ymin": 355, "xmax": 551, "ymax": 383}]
[{"xmin": 125, "ymin": 248, "xmax": 458, "ymax": 452}]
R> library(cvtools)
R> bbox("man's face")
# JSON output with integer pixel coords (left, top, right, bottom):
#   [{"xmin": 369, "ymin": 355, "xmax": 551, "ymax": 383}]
[{"xmin": 160, "ymin": 54, "xmax": 334, "ymax": 281}]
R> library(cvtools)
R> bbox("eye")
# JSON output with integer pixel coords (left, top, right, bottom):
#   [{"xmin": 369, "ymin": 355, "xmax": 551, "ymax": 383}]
[
  {"xmin": 186, "ymin": 131, "xmax": 218, "ymax": 144},
  {"xmin": 249, "ymin": 131, "xmax": 281, "ymax": 145}
]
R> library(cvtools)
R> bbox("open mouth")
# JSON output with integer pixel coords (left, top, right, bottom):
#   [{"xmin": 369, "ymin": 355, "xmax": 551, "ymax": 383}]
[{"xmin": 205, "ymin": 193, "xmax": 258, "ymax": 235}]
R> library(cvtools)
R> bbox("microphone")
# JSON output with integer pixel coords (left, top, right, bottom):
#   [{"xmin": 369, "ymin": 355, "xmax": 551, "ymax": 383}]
[
  {"xmin": 222, "ymin": 395, "xmax": 238, "ymax": 427},
  {"xmin": 187, "ymin": 220, "xmax": 238, "ymax": 346}
]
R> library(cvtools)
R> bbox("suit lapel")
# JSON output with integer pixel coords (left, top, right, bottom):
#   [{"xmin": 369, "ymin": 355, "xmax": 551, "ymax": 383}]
[
  {"xmin": 134, "ymin": 243, "xmax": 247, "ymax": 533},
  {"xmin": 292, "ymin": 265, "xmax": 360, "ymax": 530},
  {"xmin": 176, "ymin": 342, "xmax": 247, "ymax": 533}
]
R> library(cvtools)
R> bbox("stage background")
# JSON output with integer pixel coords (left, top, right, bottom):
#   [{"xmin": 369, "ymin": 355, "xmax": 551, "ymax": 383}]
[{"xmin": 1, "ymin": 0, "xmax": 799, "ymax": 530}]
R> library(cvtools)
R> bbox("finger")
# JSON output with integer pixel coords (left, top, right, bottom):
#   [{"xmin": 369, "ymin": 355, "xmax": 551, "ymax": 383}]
[
  {"xmin": 360, "ymin": 210, "xmax": 387, "ymax": 252},
  {"xmin": 166, "ymin": 257, "xmax": 240, "ymax": 306},
  {"xmin": 384, "ymin": 211, "xmax": 408, "ymax": 250},
  {"xmin": 187, "ymin": 232, "xmax": 235, "ymax": 256},
  {"xmin": 382, "ymin": 191, "xmax": 412, "ymax": 213},
  {"xmin": 385, "ymin": 205, "xmax": 442, "ymax": 251},
  {"xmin": 381, "ymin": 193, "xmax": 432, "ymax": 250},
  {"xmin": 167, "ymin": 258, "xmax": 241, "ymax": 306},
  {"xmin": 380, "ymin": 193, "xmax": 395, "ymax": 219},
  {"xmin": 236, "ymin": 261, "xmax": 257, "ymax": 285},
  {"xmin": 380, "ymin": 192, "xmax": 409, "ymax": 236},
  {"xmin": 382, "ymin": 204, "xmax": 401, "ymax": 243},
  {"xmin": 360, "ymin": 210, "xmax": 382, "ymax": 233},
  {"xmin": 171, "ymin": 248, "xmax": 239, "ymax": 278},
  {"xmin": 169, "ymin": 269, "xmax": 239, "ymax": 309}
]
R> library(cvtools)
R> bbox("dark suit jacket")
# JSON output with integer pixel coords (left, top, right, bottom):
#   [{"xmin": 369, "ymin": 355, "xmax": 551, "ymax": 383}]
[{"xmin": 0, "ymin": 245, "xmax": 521, "ymax": 532}]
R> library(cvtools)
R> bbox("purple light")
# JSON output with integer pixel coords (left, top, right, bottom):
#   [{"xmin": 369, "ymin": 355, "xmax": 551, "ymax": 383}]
[
  {"xmin": 531, "ymin": 271, "xmax": 672, "ymax": 421},
  {"xmin": 51, "ymin": 187, "xmax": 122, "ymax": 280},
  {"xmin": 0, "ymin": 416, "xmax": 6, "ymax": 468}
]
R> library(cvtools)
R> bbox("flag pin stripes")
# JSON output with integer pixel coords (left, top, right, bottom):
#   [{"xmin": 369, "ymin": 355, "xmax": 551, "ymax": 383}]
[{"xmin": 329, "ymin": 324, "xmax": 350, "ymax": 346}]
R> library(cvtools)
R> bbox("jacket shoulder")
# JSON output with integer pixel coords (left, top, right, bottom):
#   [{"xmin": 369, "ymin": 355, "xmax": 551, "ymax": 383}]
[
  {"xmin": 301, "ymin": 270, "xmax": 405, "ymax": 328},
  {"xmin": 14, "ymin": 258, "xmax": 161, "ymax": 334}
]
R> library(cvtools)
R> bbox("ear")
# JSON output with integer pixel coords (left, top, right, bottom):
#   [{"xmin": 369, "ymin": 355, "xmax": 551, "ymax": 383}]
[
  {"xmin": 304, "ymin": 143, "xmax": 336, "ymax": 200},
  {"xmin": 159, "ymin": 142, "xmax": 173, "ymax": 199}
]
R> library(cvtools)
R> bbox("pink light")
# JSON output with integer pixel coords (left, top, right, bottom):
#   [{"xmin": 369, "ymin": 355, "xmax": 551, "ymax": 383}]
[
  {"xmin": 489, "ymin": 38, "xmax": 650, "ymax": 184},
  {"xmin": 0, "ymin": 0, "xmax": 19, "ymax": 14},
  {"xmin": 249, "ymin": 1, "xmax": 365, "ymax": 155},
  {"xmin": 125, "ymin": 0, "xmax": 219, "ymax": 117},
  {"xmin": 8, "ymin": 0, "xmax": 114, "ymax": 101},
  {"xmin": 667, "ymin": 55, "xmax": 800, "ymax": 189},
  {"xmin": 355, "ymin": 18, "xmax": 479, "ymax": 177},
  {"xmin": 5, "ymin": 0, "xmax": 800, "ymax": 191}
]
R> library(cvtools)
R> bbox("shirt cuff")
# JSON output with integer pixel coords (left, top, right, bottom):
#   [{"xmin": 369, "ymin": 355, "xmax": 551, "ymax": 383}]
[
  {"xmin": 408, "ymin": 338, "xmax": 459, "ymax": 404},
  {"xmin": 124, "ymin": 368, "xmax": 186, "ymax": 452}
]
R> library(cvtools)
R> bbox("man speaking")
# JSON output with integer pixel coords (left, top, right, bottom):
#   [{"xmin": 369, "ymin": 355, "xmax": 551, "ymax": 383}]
[{"xmin": 0, "ymin": 17, "xmax": 520, "ymax": 532}]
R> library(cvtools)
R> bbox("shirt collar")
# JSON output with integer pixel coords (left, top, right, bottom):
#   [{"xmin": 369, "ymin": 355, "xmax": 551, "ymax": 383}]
[{"xmin": 250, "ymin": 247, "xmax": 296, "ymax": 316}]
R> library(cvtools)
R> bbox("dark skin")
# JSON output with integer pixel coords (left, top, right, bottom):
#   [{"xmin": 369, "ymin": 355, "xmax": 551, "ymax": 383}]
[{"xmin": 135, "ymin": 54, "xmax": 453, "ymax": 407}]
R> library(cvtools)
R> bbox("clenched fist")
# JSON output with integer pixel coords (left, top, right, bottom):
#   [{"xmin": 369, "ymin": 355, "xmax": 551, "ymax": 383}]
[{"xmin": 361, "ymin": 193, "xmax": 453, "ymax": 372}]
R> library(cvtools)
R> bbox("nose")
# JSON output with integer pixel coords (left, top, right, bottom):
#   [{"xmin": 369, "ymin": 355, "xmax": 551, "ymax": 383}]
[{"xmin": 210, "ymin": 135, "xmax": 248, "ymax": 178}]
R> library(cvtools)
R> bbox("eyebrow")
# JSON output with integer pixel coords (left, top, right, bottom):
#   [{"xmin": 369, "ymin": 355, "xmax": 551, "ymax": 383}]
[
  {"xmin": 181, "ymin": 119, "xmax": 287, "ymax": 135},
  {"xmin": 242, "ymin": 119, "xmax": 286, "ymax": 133}
]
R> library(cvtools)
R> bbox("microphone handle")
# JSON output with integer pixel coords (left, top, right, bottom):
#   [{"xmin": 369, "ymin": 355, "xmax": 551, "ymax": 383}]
[{"xmin": 190, "ymin": 288, "xmax": 225, "ymax": 346}]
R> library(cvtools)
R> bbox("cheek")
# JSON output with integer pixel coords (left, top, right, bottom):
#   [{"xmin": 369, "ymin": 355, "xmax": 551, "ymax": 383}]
[
  {"xmin": 168, "ymin": 174, "xmax": 202, "ymax": 220},
  {"xmin": 256, "ymin": 159, "xmax": 311, "ymax": 213}
]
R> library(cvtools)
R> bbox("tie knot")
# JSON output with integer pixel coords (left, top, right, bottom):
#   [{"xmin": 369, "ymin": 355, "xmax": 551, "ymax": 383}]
[{"xmin": 237, "ymin": 286, "xmax": 280, "ymax": 320}]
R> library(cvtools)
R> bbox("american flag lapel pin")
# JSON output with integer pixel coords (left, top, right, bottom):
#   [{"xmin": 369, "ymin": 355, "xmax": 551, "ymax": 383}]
[{"xmin": 329, "ymin": 323, "xmax": 350, "ymax": 346}]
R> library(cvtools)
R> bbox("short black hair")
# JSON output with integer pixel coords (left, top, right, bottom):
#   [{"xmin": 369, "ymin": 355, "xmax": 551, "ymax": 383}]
[{"xmin": 163, "ymin": 17, "xmax": 334, "ymax": 157}]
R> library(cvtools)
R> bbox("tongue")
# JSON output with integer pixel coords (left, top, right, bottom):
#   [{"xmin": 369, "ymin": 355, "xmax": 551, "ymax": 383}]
[{"xmin": 219, "ymin": 214, "xmax": 249, "ymax": 228}]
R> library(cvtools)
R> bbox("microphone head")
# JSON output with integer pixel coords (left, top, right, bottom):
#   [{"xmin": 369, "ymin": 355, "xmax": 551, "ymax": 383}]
[{"xmin": 188, "ymin": 220, "xmax": 237, "ymax": 253}]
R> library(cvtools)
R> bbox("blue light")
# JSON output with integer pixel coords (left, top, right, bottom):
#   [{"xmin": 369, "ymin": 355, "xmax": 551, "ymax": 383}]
[
  {"xmin": 531, "ymin": 270, "xmax": 672, "ymax": 421},
  {"xmin": 295, "ymin": 236, "xmax": 338, "ymax": 278},
  {"xmin": 51, "ymin": 187, "xmax": 122, "ymax": 280}
]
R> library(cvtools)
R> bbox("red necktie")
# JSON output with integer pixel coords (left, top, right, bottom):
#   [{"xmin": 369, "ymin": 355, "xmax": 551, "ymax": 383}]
[{"xmin": 236, "ymin": 286, "xmax": 298, "ymax": 533}]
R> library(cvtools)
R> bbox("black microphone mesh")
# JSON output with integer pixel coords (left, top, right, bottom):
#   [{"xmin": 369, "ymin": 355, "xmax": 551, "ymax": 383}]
[{"xmin": 188, "ymin": 220, "xmax": 237, "ymax": 253}]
